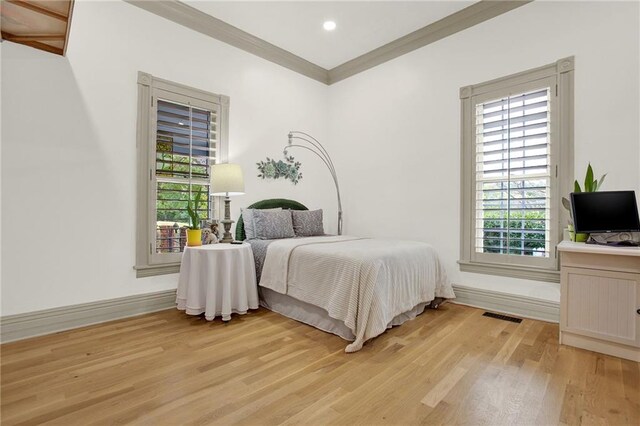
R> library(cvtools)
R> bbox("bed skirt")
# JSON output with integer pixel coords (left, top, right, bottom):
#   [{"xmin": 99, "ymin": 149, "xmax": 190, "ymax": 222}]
[{"xmin": 259, "ymin": 287, "xmax": 432, "ymax": 343}]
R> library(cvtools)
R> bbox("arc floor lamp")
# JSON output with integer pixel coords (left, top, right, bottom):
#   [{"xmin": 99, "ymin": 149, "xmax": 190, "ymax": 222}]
[{"xmin": 286, "ymin": 131, "xmax": 343, "ymax": 235}]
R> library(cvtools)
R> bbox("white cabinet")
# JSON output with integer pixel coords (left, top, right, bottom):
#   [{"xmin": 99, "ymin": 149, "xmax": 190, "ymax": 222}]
[{"xmin": 558, "ymin": 241, "xmax": 640, "ymax": 361}]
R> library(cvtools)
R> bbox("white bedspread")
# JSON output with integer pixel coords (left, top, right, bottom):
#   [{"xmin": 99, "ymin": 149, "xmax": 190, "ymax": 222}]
[{"xmin": 260, "ymin": 236, "xmax": 454, "ymax": 352}]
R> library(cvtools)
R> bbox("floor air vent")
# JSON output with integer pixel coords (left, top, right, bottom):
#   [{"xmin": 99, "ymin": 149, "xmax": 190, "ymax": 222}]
[{"xmin": 482, "ymin": 312, "xmax": 522, "ymax": 323}]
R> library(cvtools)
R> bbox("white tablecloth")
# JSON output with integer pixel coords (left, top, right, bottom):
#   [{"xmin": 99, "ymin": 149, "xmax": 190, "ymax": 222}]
[{"xmin": 176, "ymin": 243, "xmax": 258, "ymax": 321}]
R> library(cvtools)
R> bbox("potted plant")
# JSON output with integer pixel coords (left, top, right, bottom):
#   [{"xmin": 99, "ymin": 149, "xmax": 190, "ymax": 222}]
[
  {"xmin": 186, "ymin": 188, "xmax": 204, "ymax": 247},
  {"xmin": 563, "ymin": 163, "xmax": 606, "ymax": 242}
]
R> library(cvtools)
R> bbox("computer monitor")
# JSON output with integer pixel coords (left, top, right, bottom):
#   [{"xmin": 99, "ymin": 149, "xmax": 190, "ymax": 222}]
[{"xmin": 571, "ymin": 191, "xmax": 640, "ymax": 234}]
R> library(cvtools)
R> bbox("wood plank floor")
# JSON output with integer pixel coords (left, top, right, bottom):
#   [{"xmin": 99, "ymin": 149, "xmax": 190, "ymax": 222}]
[{"xmin": 1, "ymin": 304, "xmax": 638, "ymax": 425}]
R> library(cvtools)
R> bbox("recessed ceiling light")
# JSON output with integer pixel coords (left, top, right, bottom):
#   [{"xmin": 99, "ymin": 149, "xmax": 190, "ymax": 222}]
[{"xmin": 323, "ymin": 21, "xmax": 336, "ymax": 31}]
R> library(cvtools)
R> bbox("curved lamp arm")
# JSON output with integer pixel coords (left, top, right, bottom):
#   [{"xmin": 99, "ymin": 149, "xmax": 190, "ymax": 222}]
[{"xmin": 285, "ymin": 131, "xmax": 343, "ymax": 235}]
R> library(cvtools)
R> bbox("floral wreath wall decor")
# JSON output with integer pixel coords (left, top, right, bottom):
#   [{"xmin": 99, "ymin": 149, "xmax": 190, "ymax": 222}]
[{"xmin": 256, "ymin": 151, "xmax": 302, "ymax": 184}]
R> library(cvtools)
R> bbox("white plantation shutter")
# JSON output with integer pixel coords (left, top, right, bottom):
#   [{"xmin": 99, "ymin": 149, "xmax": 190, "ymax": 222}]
[
  {"xmin": 459, "ymin": 58, "xmax": 574, "ymax": 281},
  {"xmin": 474, "ymin": 88, "xmax": 551, "ymax": 260},
  {"xmin": 154, "ymin": 99, "xmax": 218, "ymax": 255},
  {"xmin": 156, "ymin": 100, "xmax": 217, "ymax": 181},
  {"xmin": 136, "ymin": 72, "xmax": 230, "ymax": 277}
]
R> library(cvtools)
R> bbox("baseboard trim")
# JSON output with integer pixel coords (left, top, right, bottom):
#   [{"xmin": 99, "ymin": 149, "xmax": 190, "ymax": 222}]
[
  {"xmin": 0, "ymin": 290, "xmax": 177, "ymax": 343},
  {"xmin": 451, "ymin": 284, "xmax": 559, "ymax": 323},
  {"xmin": 1, "ymin": 286, "xmax": 558, "ymax": 343}
]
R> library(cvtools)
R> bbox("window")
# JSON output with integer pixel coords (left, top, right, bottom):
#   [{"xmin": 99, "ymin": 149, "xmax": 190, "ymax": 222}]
[
  {"xmin": 459, "ymin": 58, "xmax": 574, "ymax": 282},
  {"xmin": 135, "ymin": 72, "xmax": 229, "ymax": 277}
]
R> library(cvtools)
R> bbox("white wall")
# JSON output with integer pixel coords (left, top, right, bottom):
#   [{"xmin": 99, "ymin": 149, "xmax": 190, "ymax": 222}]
[
  {"xmin": 327, "ymin": 1, "xmax": 640, "ymax": 302},
  {"xmin": 0, "ymin": 1, "xmax": 333, "ymax": 316},
  {"xmin": 3, "ymin": 0, "xmax": 639, "ymax": 317}
]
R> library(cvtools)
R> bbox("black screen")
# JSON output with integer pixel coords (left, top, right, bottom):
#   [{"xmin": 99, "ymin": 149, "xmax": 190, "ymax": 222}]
[{"xmin": 571, "ymin": 191, "xmax": 640, "ymax": 233}]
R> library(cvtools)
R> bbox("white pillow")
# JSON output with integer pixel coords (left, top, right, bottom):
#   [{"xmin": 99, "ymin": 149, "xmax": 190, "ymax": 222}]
[{"xmin": 242, "ymin": 207, "xmax": 282, "ymax": 240}]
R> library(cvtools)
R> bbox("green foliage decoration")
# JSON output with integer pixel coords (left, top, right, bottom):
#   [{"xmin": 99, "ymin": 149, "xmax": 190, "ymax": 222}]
[
  {"xmin": 257, "ymin": 152, "xmax": 302, "ymax": 185},
  {"xmin": 573, "ymin": 163, "xmax": 606, "ymax": 193},
  {"xmin": 562, "ymin": 163, "xmax": 607, "ymax": 225}
]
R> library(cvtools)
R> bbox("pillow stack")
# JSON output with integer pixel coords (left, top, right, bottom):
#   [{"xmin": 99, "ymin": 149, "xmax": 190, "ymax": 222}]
[
  {"xmin": 241, "ymin": 208, "xmax": 324, "ymax": 240},
  {"xmin": 242, "ymin": 207, "xmax": 281, "ymax": 240}
]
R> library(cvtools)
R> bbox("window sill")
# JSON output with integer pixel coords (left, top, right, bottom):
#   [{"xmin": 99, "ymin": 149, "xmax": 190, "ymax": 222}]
[
  {"xmin": 134, "ymin": 263, "xmax": 181, "ymax": 278},
  {"xmin": 458, "ymin": 260, "xmax": 560, "ymax": 283}
]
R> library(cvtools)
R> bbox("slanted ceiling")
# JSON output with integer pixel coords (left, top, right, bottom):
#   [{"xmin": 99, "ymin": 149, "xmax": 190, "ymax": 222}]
[{"xmin": 1, "ymin": 0, "xmax": 74, "ymax": 56}]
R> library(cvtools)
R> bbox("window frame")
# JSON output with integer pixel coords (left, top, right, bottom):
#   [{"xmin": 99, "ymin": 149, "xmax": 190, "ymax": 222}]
[
  {"xmin": 459, "ymin": 57, "xmax": 574, "ymax": 283},
  {"xmin": 135, "ymin": 72, "xmax": 229, "ymax": 277}
]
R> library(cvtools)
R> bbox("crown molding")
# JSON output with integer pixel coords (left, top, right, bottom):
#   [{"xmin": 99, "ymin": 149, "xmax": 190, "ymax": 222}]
[
  {"xmin": 328, "ymin": 1, "xmax": 533, "ymax": 84},
  {"xmin": 125, "ymin": 0, "xmax": 330, "ymax": 85},
  {"xmin": 126, "ymin": 0, "xmax": 532, "ymax": 86}
]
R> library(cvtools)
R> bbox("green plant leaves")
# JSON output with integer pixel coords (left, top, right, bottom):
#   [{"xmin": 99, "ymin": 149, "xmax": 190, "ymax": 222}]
[
  {"xmin": 186, "ymin": 187, "xmax": 203, "ymax": 229},
  {"xmin": 574, "ymin": 180, "xmax": 582, "ymax": 193},
  {"xmin": 565, "ymin": 163, "xmax": 606, "ymax": 227},
  {"xmin": 572, "ymin": 162, "xmax": 607, "ymax": 197},
  {"xmin": 595, "ymin": 173, "xmax": 607, "ymax": 191},
  {"xmin": 578, "ymin": 163, "xmax": 607, "ymax": 193},
  {"xmin": 584, "ymin": 163, "xmax": 594, "ymax": 192}
]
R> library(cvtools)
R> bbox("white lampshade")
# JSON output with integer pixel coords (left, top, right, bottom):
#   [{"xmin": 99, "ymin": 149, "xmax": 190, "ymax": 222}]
[{"xmin": 211, "ymin": 163, "xmax": 245, "ymax": 196}]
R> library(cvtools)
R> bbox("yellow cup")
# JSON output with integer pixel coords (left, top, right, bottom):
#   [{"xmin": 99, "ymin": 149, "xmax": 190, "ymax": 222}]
[{"xmin": 186, "ymin": 229, "xmax": 202, "ymax": 246}]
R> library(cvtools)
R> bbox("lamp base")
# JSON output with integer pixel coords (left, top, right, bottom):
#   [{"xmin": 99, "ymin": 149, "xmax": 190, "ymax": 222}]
[
  {"xmin": 220, "ymin": 196, "xmax": 234, "ymax": 243},
  {"xmin": 220, "ymin": 219, "xmax": 234, "ymax": 243}
]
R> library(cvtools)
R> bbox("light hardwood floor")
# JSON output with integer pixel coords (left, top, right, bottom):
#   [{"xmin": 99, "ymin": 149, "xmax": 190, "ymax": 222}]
[{"xmin": 1, "ymin": 304, "xmax": 638, "ymax": 425}]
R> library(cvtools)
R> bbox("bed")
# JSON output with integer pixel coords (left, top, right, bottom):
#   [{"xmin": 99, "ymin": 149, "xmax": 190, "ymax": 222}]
[{"xmin": 237, "ymin": 199, "xmax": 455, "ymax": 352}]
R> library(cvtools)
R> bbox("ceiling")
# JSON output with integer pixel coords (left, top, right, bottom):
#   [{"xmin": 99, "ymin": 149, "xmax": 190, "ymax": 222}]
[
  {"xmin": 1, "ymin": 0, "xmax": 74, "ymax": 55},
  {"xmin": 185, "ymin": 1, "xmax": 475, "ymax": 69}
]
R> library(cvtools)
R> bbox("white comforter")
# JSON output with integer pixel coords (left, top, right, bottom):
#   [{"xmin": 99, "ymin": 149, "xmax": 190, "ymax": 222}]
[{"xmin": 260, "ymin": 236, "xmax": 454, "ymax": 352}]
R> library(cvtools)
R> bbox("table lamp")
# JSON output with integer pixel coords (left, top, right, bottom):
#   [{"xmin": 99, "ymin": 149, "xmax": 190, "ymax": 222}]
[{"xmin": 211, "ymin": 163, "xmax": 245, "ymax": 243}]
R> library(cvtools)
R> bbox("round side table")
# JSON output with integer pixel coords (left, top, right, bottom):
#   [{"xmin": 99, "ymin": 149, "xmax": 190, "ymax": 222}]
[{"xmin": 176, "ymin": 243, "xmax": 258, "ymax": 321}]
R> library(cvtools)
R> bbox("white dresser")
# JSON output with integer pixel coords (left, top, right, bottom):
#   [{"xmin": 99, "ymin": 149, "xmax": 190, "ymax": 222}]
[{"xmin": 558, "ymin": 241, "xmax": 640, "ymax": 361}]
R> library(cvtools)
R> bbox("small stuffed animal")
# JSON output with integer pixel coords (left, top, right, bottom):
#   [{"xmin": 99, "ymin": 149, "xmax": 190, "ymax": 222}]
[
  {"xmin": 201, "ymin": 228, "xmax": 212, "ymax": 245},
  {"xmin": 205, "ymin": 223, "xmax": 219, "ymax": 244},
  {"xmin": 211, "ymin": 223, "xmax": 220, "ymax": 241}
]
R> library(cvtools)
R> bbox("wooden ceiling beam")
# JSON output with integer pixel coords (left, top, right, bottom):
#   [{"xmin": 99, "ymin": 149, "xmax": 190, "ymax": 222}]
[
  {"xmin": 11, "ymin": 39, "xmax": 64, "ymax": 55},
  {"xmin": 62, "ymin": 0, "xmax": 74, "ymax": 55},
  {"xmin": 5, "ymin": 0, "xmax": 69, "ymax": 22},
  {"xmin": 1, "ymin": 1, "xmax": 74, "ymax": 56},
  {"xmin": 1, "ymin": 32, "xmax": 66, "ymax": 42}
]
